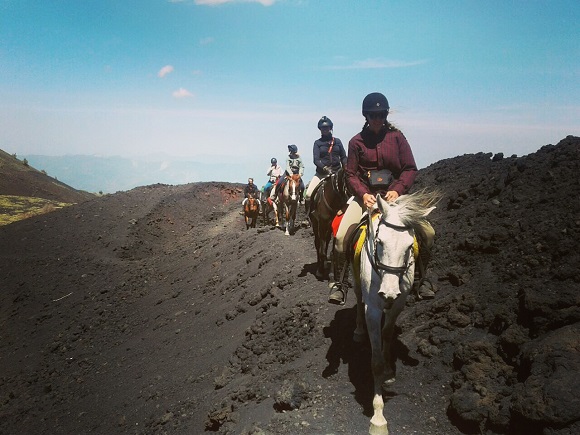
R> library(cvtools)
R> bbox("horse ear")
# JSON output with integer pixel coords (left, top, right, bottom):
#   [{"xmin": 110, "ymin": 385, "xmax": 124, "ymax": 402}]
[{"xmin": 377, "ymin": 194, "xmax": 389, "ymax": 214}]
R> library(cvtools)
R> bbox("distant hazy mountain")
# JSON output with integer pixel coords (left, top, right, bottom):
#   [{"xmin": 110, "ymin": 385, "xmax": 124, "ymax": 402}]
[
  {"xmin": 0, "ymin": 149, "xmax": 93, "ymax": 202},
  {"xmin": 22, "ymin": 155, "xmax": 254, "ymax": 193}
]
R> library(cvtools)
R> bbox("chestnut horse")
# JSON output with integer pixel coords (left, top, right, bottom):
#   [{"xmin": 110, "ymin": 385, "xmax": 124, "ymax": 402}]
[
  {"xmin": 243, "ymin": 194, "xmax": 260, "ymax": 229},
  {"xmin": 281, "ymin": 174, "xmax": 301, "ymax": 236}
]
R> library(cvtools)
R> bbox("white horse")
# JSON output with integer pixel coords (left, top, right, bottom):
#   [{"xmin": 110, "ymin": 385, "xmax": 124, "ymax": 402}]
[{"xmin": 352, "ymin": 191, "xmax": 437, "ymax": 434}]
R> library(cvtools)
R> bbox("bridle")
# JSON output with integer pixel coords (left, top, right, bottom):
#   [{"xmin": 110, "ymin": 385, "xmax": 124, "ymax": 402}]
[
  {"xmin": 365, "ymin": 213, "xmax": 414, "ymax": 277},
  {"xmin": 285, "ymin": 177, "xmax": 298, "ymax": 202}
]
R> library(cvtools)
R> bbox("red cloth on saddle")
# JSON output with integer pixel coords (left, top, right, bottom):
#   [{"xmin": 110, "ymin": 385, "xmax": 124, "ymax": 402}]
[{"xmin": 331, "ymin": 214, "xmax": 344, "ymax": 237}]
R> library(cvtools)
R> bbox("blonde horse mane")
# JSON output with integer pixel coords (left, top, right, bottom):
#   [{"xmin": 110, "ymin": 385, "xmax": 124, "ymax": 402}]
[{"xmin": 393, "ymin": 189, "xmax": 442, "ymax": 232}]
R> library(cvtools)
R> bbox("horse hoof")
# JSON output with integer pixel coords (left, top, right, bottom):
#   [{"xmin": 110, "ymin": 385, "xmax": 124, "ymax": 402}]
[
  {"xmin": 383, "ymin": 377, "xmax": 396, "ymax": 387},
  {"xmin": 369, "ymin": 422, "xmax": 389, "ymax": 435}
]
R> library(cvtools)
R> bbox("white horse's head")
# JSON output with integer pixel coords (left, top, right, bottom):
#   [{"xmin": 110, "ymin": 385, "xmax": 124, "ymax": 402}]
[{"xmin": 370, "ymin": 192, "xmax": 437, "ymax": 302}]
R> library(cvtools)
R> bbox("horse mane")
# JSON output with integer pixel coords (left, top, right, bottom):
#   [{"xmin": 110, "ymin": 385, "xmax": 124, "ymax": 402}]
[{"xmin": 393, "ymin": 189, "xmax": 442, "ymax": 232}]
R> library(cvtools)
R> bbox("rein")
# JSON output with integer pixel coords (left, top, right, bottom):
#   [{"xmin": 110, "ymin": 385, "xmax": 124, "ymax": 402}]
[
  {"xmin": 366, "ymin": 213, "xmax": 413, "ymax": 277},
  {"xmin": 319, "ymin": 170, "xmax": 350, "ymax": 213}
]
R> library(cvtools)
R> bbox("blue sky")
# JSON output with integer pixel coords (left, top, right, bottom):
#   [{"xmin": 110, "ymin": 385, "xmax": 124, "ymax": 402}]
[{"xmin": 1, "ymin": 0, "xmax": 578, "ymax": 183}]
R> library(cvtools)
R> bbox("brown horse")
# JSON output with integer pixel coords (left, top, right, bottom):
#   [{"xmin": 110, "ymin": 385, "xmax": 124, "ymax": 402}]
[
  {"xmin": 244, "ymin": 194, "xmax": 260, "ymax": 229},
  {"xmin": 307, "ymin": 168, "xmax": 350, "ymax": 279}
]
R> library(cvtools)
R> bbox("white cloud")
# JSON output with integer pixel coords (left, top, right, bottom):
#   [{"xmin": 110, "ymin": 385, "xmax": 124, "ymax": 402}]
[
  {"xmin": 158, "ymin": 65, "xmax": 174, "ymax": 78},
  {"xmin": 199, "ymin": 37, "xmax": 214, "ymax": 45},
  {"xmin": 194, "ymin": 0, "xmax": 276, "ymax": 6},
  {"xmin": 322, "ymin": 58, "xmax": 428, "ymax": 70},
  {"xmin": 172, "ymin": 88, "xmax": 194, "ymax": 98}
]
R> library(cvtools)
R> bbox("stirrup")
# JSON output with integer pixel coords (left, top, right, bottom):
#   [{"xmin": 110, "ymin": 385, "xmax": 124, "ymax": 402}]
[
  {"xmin": 414, "ymin": 277, "xmax": 436, "ymax": 300},
  {"xmin": 328, "ymin": 283, "xmax": 346, "ymax": 305}
]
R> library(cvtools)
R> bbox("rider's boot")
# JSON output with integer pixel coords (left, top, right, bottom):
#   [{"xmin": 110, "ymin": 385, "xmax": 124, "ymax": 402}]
[
  {"xmin": 414, "ymin": 241, "xmax": 435, "ymax": 299},
  {"xmin": 328, "ymin": 251, "xmax": 349, "ymax": 305}
]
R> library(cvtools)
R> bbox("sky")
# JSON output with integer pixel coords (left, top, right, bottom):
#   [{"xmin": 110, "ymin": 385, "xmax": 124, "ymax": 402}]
[{"xmin": 1, "ymin": 0, "xmax": 579, "ymax": 184}]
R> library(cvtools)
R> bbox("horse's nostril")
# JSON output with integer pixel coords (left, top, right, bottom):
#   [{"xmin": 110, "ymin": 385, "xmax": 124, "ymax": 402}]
[{"xmin": 378, "ymin": 292, "xmax": 396, "ymax": 309}]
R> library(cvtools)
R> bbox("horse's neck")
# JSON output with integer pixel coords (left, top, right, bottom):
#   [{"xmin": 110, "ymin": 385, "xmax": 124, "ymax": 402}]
[{"xmin": 285, "ymin": 180, "xmax": 295, "ymax": 194}]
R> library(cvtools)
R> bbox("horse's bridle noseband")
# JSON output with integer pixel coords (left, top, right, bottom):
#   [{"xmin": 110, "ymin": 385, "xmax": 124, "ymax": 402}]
[{"xmin": 366, "ymin": 216, "xmax": 413, "ymax": 277}]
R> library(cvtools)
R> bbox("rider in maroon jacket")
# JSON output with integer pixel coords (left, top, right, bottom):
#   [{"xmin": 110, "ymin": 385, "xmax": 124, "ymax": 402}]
[{"xmin": 329, "ymin": 92, "xmax": 434, "ymax": 305}]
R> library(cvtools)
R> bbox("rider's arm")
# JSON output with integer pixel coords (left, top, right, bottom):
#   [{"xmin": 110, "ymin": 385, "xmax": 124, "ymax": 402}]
[
  {"xmin": 345, "ymin": 137, "xmax": 370, "ymax": 200},
  {"xmin": 337, "ymin": 139, "xmax": 348, "ymax": 168},
  {"xmin": 313, "ymin": 140, "xmax": 325, "ymax": 174},
  {"xmin": 386, "ymin": 132, "xmax": 418, "ymax": 196}
]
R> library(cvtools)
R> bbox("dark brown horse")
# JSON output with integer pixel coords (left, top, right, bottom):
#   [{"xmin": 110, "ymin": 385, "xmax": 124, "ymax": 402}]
[
  {"xmin": 244, "ymin": 194, "xmax": 260, "ymax": 229},
  {"xmin": 307, "ymin": 168, "xmax": 350, "ymax": 279}
]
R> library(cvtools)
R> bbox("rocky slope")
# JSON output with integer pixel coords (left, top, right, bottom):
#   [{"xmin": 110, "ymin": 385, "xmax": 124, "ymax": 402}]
[{"xmin": 0, "ymin": 136, "xmax": 578, "ymax": 435}]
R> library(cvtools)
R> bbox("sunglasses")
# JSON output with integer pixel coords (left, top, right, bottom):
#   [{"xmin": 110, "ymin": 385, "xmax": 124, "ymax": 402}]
[{"xmin": 366, "ymin": 112, "xmax": 387, "ymax": 120}]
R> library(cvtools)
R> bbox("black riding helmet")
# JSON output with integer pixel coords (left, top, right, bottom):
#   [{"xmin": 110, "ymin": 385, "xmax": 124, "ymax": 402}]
[
  {"xmin": 271, "ymin": 157, "xmax": 277, "ymax": 165},
  {"xmin": 288, "ymin": 144, "xmax": 298, "ymax": 154},
  {"xmin": 317, "ymin": 116, "xmax": 333, "ymax": 130},
  {"xmin": 362, "ymin": 92, "xmax": 390, "ymax": 116}
]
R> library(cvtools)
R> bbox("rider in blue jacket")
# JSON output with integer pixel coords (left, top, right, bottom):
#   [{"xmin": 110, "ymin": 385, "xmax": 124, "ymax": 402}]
[{"xmin": 304, "ymin": 116, "xmax": 347, "ymax": 209}]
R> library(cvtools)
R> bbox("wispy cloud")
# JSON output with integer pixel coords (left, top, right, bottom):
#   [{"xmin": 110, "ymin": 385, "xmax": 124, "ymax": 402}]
[
  {"xmin": 199, "ymin": 37, "xmax": 214, "ymax": 45},
  {"xmin": 172, "ymin": 88, "xmax": 194, "ymax": 98},
  {"xmin": 194, "ymin": 0, "xmax": 276, "ymax": 6},
  {"xmin": 322, "ymin": 58, "xmax": 428, "ymax": 70},
  {"xmin": 158, "ymin": 65, "xmax": 174, "ymax": 78}
]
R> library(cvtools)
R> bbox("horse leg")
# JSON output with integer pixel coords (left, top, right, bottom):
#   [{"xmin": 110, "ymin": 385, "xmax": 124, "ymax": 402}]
[
  {"xmin": 318, "ymin": 226, "xmax": 331, "ymax": 280},
  {"xmin": 366, "ymin": 305, "xmax": 389, "ymax": 432},
  {"xmin": 352, "ymin": 265, "xmax": 366, "ymax": 343},
  {"xmin": 284, "ymin": 204, "xmax": 290, "ymax": 236},
  {"xmin": 272, "ymin": 202, "xmax": 280, "ymax": 227},
  {"xmin": 288, "ymin": 203, "xmax": 296, "ymax": 235},
  {"xmin": 380, "ymin": 299, "xmax": 405, "ymax": 385}
]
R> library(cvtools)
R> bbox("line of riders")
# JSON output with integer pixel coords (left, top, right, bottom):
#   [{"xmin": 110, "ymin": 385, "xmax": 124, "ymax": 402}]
[
  {"xmin": 241, "ymin": 92, "xmax": 437, "ymax": 305},
  {"xmin": 241, "ymin": 117, "xmax": 344, "ymax": 216}
]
